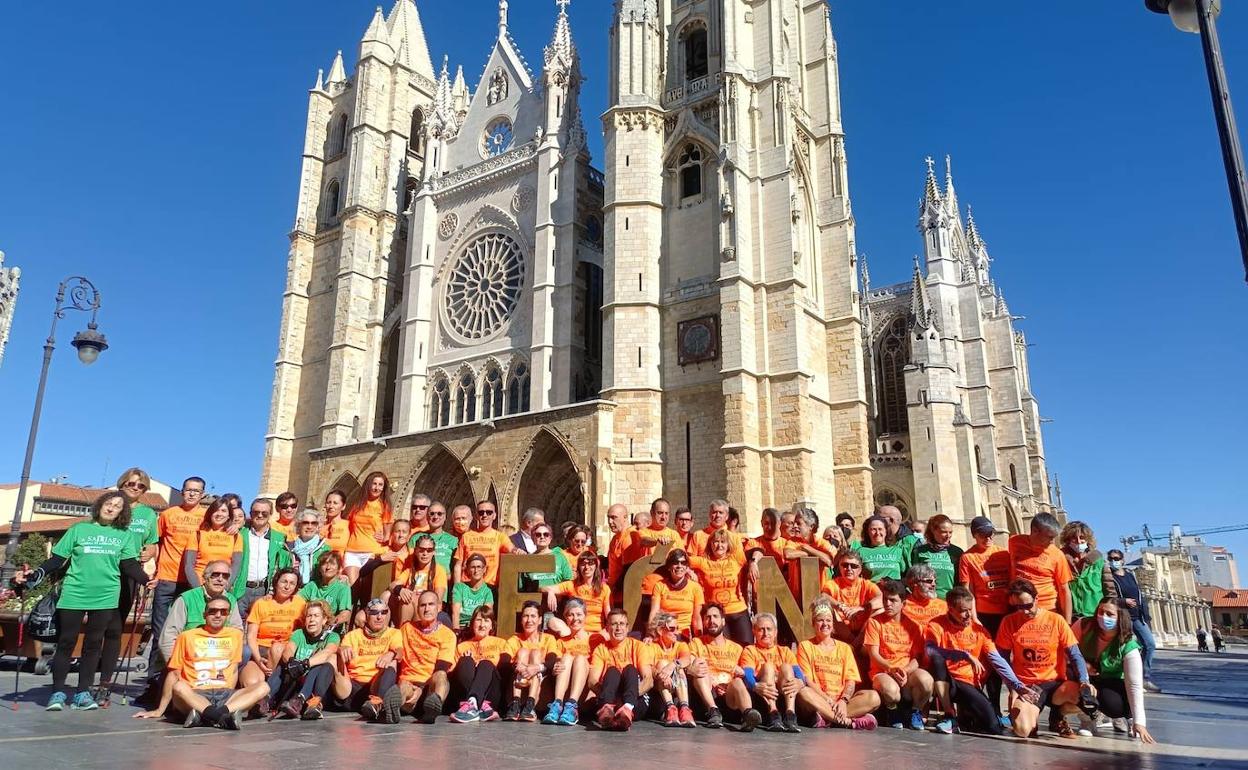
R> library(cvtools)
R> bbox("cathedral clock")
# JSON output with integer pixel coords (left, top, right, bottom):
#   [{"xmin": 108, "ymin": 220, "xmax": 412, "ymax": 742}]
[{"xmin": 677, "ymin": 315, "xmax": 719, "ymax": 366}]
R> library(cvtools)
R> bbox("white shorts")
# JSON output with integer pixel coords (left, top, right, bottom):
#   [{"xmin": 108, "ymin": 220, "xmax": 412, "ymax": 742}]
[{"xmin": 344, "ymin": 551, "xmax": 374, "ymax": 570}]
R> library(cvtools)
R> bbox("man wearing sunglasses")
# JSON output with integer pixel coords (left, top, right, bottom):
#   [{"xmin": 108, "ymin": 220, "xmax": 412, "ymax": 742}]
[
  {"xmin": 408, "ymin": 494, "xmax": 433, "ymax": 533},
  {"xmin": 137, "ymin": 596, "xmax": 268, "ymax": 729},
  {"xmin": 415, "ymin": 501, "xmax": 459, "ymax": 574},
  {"xmin": 452, "ymin": 501, "xmax": 515, "ymax": 589}
]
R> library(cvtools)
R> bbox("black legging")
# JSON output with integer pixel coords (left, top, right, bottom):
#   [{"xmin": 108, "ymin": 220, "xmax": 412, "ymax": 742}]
[
  {"xmin": 950, "ymin": 680, "xmax": 1005, "ymax": 735},
  {"xmin": 725, "ymin": 611, "xmax": 754, "ymax": 646},
  {"xmin": 452, "ymin": 657, "xmax": 502, "ymax": 705},
  {"xmin": 300, "ymin": 663, "xmax": 335, "ymax": 699},
  {"xmin": 52, "ymin": 609, "xmax": 122, "ymax": 693},
  {"xmin": 1091, "ymin": 676, "xmax": 1132, "ymax": 720},
  {"xmin": 978, "ymin": 613, "xmax": 1005, "ymax": 712},
  {"xmin": 597, "ymin": 664, "xmax": 640, "ymax": 709}
]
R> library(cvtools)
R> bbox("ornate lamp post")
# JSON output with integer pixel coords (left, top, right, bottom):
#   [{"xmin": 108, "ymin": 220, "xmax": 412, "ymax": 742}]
[
  {"xmin": 1146, "ymin": 0, "xmax": 1248, "ymax": 282},
  {"xmin": 1, "ymin": 277, "xmax": 109, "ymax": 583}
]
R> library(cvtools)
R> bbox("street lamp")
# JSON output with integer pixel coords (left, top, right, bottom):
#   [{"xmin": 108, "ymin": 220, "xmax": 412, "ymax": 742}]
[
  {"xmin": 1, "ymin": 277, "xmax": 108, "ymax": 583},
  {"xmin": 1146, "ymin": 0, "xmax": 1248, "ymax": 283}
]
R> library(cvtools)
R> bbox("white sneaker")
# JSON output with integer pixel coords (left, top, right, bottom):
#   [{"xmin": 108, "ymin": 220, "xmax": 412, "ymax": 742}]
[{"xmin": 1074, "ymin": 712, "xmax": 1095, "ymax": 737}]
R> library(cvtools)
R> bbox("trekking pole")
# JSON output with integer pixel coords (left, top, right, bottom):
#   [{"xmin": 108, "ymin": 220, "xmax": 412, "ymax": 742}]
[
  {"xmin": 118, "ymin": 587, "xmax": 149, "ymax": 706},
  {"xmin": 10, "ymin": 566, "xmax": 30, "ymax": 712}
]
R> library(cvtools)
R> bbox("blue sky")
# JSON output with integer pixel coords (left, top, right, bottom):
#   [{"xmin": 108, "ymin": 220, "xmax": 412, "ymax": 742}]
[{"xmin": 0, "ymin": 2, "xmax": 1244, "ymax": 577}]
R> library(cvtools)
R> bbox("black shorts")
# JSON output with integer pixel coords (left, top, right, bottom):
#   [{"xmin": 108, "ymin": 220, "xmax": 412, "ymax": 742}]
[{"xmin": 1025, "ymin": 680, "xmax": 1063, "ymax": 709}]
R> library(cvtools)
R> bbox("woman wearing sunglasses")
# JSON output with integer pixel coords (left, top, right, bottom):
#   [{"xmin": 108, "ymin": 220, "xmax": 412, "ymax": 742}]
[
  {"xmin": 388, "ymin": 533, "xmax": 449, "ymax": 624},
  {"xmin": 649, "ymin": 549, "xmax": 705, "ymax": 638}
]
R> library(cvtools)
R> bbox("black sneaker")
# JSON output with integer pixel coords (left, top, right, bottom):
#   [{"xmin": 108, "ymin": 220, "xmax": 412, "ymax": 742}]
[
  {"xmin": 739, "ymin": 708, "xmax": 762, "ymax": 733},
  {"xmin": 420, "ymin": 693, "xmax": 443, "ymax": 725},
  {"xmin": 782, "ymin": 711, "xmax": 801, "ymax": 733},
  {"xmin": 218, "ymin": 709, "xmax": 244, "ymax": 731},
  {"xmin": 91, "ymin": 686, "xmax": 112, "ymax": 709},
  {"xmin": 705, "ymin": 707, "xmax": 723, "ymax": 729},
  {"xmin": 504, "ymin": 699, "xmax": 523, "ymax": 721},
  {"xmin": 182, "ymin": 709, "xmax": 203, "ymax": 729},
  {"xmin": 518, "ymin": 697, "xmax": 537, "ymax": 723},
  {"xmin": 360, "ymin": 697, "xmax": 382, "ymax": 722},
  {"xmin": 382, "ymin": 686, "xmax": 404, "ymax": 725},
  {"xmin": 280, "ymin": 695, "xmax": 305, "ymax": 720},
  {"xmin": 764, "ymin": 711, "xmax": 786, "ymax": 732}
]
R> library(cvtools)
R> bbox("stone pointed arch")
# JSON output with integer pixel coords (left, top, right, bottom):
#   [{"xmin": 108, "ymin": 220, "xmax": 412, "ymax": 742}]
[
  {"xmin": 407, "ymin": 444, "xmax": 476, "ymax": 514},
  {"xmin": 329, "ymin": 471, "xmax": 363, "ymax": 509},
  {"xmin": 1003, "ymin": 498, "xmax": 1023, "ymax": 536},
  {"xmin": 506, "ymin": 427, "xmax": 586, "ymax": 533}
]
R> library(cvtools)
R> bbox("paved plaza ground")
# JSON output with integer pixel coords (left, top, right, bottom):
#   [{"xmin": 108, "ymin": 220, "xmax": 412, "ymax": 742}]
[{"xmin": 0, "ymin": 649, "xmax": 1244, "ymax": 769}]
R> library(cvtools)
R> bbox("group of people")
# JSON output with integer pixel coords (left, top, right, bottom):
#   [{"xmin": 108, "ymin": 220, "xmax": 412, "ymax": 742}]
[{"xmin": 9, "ymin": 468, "xmax": 1159, "ymax": 745}]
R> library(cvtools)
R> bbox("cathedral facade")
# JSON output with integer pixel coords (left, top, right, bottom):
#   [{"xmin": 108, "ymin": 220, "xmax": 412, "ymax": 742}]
[{"xmin": 261, "ymin": 0, "xmax": 1058, "ymax": 544}]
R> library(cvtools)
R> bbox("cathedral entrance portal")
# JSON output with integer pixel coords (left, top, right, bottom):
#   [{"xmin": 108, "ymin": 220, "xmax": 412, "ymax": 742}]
[
  {"xmin": 413, "ymin": 446, "xmax": 475, "ymax": 512},
  {"xmin": 517, "ymin": 430, "xmax": 584, "ymax": 533}
]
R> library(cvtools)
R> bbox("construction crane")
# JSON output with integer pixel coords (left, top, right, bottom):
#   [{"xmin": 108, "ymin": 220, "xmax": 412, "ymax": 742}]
[{"xmin": 1120, "ymin": 523, "xmax": 1248, "ymax": 552}]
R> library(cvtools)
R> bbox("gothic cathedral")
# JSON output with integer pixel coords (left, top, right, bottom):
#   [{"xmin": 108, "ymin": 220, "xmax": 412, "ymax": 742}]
[{"xmin": 261, "ymin": 0, "xmax": 1060, "ymax": 544}]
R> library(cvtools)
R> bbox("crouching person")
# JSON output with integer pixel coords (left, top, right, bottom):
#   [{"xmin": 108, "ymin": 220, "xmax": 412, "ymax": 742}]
[
  {"xmin": 863, "ymin": 579, "xmax": 934, "ymax": 730},
  {"xmin": 331, "ymin": 599, "xmax": 404, "ymax": 723},
  {"xmin": 135, "ymin": 596, "xmax": 268, "ymax": 729}
]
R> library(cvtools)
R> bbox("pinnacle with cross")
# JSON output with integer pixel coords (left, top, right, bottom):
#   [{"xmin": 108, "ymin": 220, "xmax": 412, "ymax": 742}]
[
  {"xmin": 924, "ymin": 156, "xmax": 935, "ymax": 175},
  {"xmin": 557, "ymin": 0, "xmax": 571, "ymax": 11}
]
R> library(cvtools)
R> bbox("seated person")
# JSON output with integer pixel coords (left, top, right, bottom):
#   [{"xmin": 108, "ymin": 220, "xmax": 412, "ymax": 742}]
[
  {"xmin": 862, "ymin": 578, "xmax": 933, "ymax": 731},
  {"xmin": 687, "ymin": 603, "xmax": 749, "ymax": 729},
  {"xmin": 331, "ymin": 598, "xmax": 404, "ymax": 723},
  {"xmin": 243, "ymin": 568, "xmax": 306, "ymax": 689},
  {"xmin": 268, "ymin": 600, "xmax": 341, "ymax": 720},
  {"xmin": 902, "ymin": 564, "xmax": 948, "ymax": 633},
  {"xmin": 647, "ymin": 612, "xmax": 696, "ymax": 727},
  {"xmin": 587, "ymin": 608, "xmax": 654, "ymax": 732},
  {"xmin": 134, "ymin": 596, "xmax": 268, "ymax": 729},
  {"xmin": 544, "ymin": 598, "xmax": 595, "ymax": 725},
  {"xmin": 996, "ymin": 579, "xmax": 1094, "ymax": 739},
  {"xmin": 385, "ymin": 533, "xmax": 449, "ymax": 625},
  {"xmin": 737, "ymin": 613, "xmax": 803, "ymax": 734},
  {"xmin": 541, "ymin": 551, "xmax": 611, "ymax": 635},
  {"xmin": 451, "ymin": 554, "xmax": 494, "ymax": 632},
  {"xmin": 450, "ymin": 605, "xmax": 508, "ymax": 723},
  {"xmin": 925, "ymin": 586, "xmax": 1029, "ymax": 736},
  {"xmin": 503, "ymin": 601, "xmax": 560, "ymax": 722},
  {"xmin": 820, "ymin": 549, "xmax": 882, "ymax": 645},
  {"xmin": 795, "ymin": 597, "xmax": 880, "ymax": 730},
  {"xmin": 298, "ymin": 551, "xmax": 352, "ymax": 630},
  {"xmin": 398, "ymin": 590, "xmax": 456, "ymax": 724}
]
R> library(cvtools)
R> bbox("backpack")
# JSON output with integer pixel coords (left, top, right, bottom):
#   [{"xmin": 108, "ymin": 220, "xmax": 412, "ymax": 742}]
[{"xmin": 25, "ymin": 587, "xmax": 61, "ymax": 643}]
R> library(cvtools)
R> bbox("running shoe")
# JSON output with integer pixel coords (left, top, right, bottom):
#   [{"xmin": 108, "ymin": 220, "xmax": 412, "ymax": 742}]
[
  {"xmin": 998, "ymin": 714, "xmax": 1012, "ymax": 730},
  {"xmin": 1056, "ymin": 717, "xmax": 1077, "ymax": 740},
  {"xmin": 850, "ymin": 714, "xmax": 878, "ymax": 731},
  {"xmin": 739, "ymin": 708, "xmax": 762, "ymax": 733},
  {"xmin": 662, "ymin": 703, "xmax": 679, "ymax": 727},
  {"xmin": 679, "ymin": 704, "xmax": 696, "ymax": 728},
  {"xmin": 764, "ymin": 711, "xmax": 786, "ymax": 732},
  {"xmin": 558, "ymin": 700, "xmax": 579, "ymax": 726},
  {"xmin": 1143, "ymin": 681, "xmax": 1161, "ymax": 693},
  {"xmin": 934, "ymin": 718, "xmax": 955, "ymax": 735},
  {"xmin": 1112, "ymin": 717, "xmax": 1130, "ymax": 734},
  {"xmin": 280, "ymin": 695, "xmax": 305, "ymax": 719},
  {"xmin": 381, "ymin": 686, "xmax": 404, "ymax": 724},
  {"xmin": 595, "ymin": 703, "xmax": 616, "ymax": 729},
  {"xmin": 782, "ymin": 711, "xmax": 801, "ymax": 733},
  {"xmin": 504, "ymin": 699, "xmax": 523, "ymax": 721},
  {"xmin": 705, "ymin": 707, "xmax": 723, "ymax": 729},
  {"xmin": 70, "ymin": 691, "xmax": 99, "ymax": 711},
  {"xmin": 218, "ymin": 709, "xmax": 244, "ymax": 731},
  {"xmin": 543, "ymin": 699, "xmax": 563, "ymax": 725},
  {"xmin": 907, "ymin": 709, "xmax": 926, "ymax": 731},
  {"xmin": 420, "ymin": 693, "xmax": 443, "ymax": 724},
  {"xmin": 813, "ymin": 714, "xmax": 829, "ymax": 729},
  {"xmin": 182, "ymin": 709, "xmax": 202, "ymax": 728},
  {"xmin": 1094, "ymin": 712, "xmax": 1112, "ymax": 731},
  {"xmin": 479, "ymin": 700, "xmax": 500, "ymax": 722},
  {"xmin": 360, "ymin": 696, "xmax": 382, "ymax": 722},
  {"xmin": 45, "ymin": 692, "xmax": 66, "ymax": 711},
  {"xmin": 302, "ymin": 696, "xmax": 324, "ymax": 720},
  {"xmin": 518, "ymin": 697, "xmax": 537, "ymax": 723},
  {"xmin": 90, "ymin": 686, "xmax": 112, "ymax": 709},
  {"xmin": 613, "ymin": 706, "xmax": 634, "ymax": 731},
  {"xmin": 452, "ymin": 700, "xmax": 481, "ymax": 723},
  {"xmin": 255, "ymin": 696, "xmax": 271, "ymax": 719}
]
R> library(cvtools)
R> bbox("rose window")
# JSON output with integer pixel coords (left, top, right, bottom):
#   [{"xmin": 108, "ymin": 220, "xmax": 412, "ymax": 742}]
[{"xmin": 444, "ymin": 233, "xmax": 524, "ymax": 340}]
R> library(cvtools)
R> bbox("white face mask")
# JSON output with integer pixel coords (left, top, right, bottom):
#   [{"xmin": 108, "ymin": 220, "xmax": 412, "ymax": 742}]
[
  {"xmin": 1109, "ymin": 559, "xmax": 1123, "ymax": 569},
  {"xmin": 1074, "ymin": 542, "xmax": 1088, "ymax": 554},
  {"xmin": 1097, "ymin": 613, "xmax": 1118, "ymax": 632}
]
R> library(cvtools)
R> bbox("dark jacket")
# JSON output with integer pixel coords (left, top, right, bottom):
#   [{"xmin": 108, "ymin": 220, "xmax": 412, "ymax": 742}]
[{"xmin": 1110, "ymin": 568, "xmax": 1151, "ymax": 624}]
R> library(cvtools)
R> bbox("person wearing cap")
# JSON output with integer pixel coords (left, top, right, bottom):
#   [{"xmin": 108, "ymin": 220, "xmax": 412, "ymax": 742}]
[
  {"xmin": 331, "ymin": 598, "xmax": 404, "ymax": 723},
  {"xmin": 958, "ymin": 516, "xmax": 1013, "ymax": 711}
]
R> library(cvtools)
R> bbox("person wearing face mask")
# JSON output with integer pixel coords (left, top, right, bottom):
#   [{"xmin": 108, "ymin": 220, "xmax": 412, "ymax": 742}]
[
  {"xmin": 1070, "ymin": 598, "xmax": 1156, "ymax": 743},
  {"xmin": 1106, "ymin": 549, "xmax": 1161, "ymax": 694},
  {"xmin": 910, "ymin": 515, "xmax": 964, "ymax": 599},
  {"xmin": 1059, "ymin": 521, "xmax": 1117, "ymax": 622}
]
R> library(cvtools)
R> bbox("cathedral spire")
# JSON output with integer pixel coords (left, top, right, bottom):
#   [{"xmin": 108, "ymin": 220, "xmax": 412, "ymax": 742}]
[
  {"xmin": 545, "ymin": 0, "xmax": 577, "ymax": 80},
  {"xmin": 427, "ymin": 55, "xmax": 460, "ymax": 141},
  {"xmin": 911, "ymin": 257, "xmax": 937, "ymax": 331},
  {"xmin": 943, "ymin": 155, "xmax": 959, "ymax": 217},
  {"xmin": 386, "ymin": 0, "xmax": 435, "ymax": 80},
  {"xmin": 499, "ymin": 0, "xmax": 509, "ymax": 35},
  {"xmin": 361, "ymin": 6, "xmax": 395, "ymax": 64},
  {"xmin": 859, "ymin": 253, "xmax": 871, "ymax": 293},
  {"xmin": 327, "ymin": 50, "xmax": 347, "ymax": 86},
  {"xmin": 313, "ymin": 68, "xmax": 324, "ymax": 91},
  {"xmin": 918, "ymin": 156, "xmax": 945, "ymax": 231}
]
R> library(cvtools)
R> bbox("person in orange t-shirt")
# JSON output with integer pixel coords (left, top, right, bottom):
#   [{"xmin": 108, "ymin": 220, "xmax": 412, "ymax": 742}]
[
  {"xmin": 136, "ymin": 595, "xmax": 268, "ymax": 728},
  {"xmin": 649, "ymin": 550, "xmax": 705, "ymax": 636},
  {"xmin": 331, "ymin": 599, "xmax": 403, "ymax": 722},
  {"xmin": 184, "ymin": 499, "xmax": 243, "ymax": 587},
  {"xmin": 542, "ymin": 552, "xmax": 611, "ymax": 633},
  {"xmin": 604, "ymin": 503, "xmax": 633, "ymax": 591},
  {"xmin": 736, "ymin": 613, "xmax": 802, "ymax": 733},
  {"xmin": 690, "ymin": 528, "xmax": 752, "ymax": 644},
  {"xmin": 862, "ymin": 579, "xmax": 933, "ymax": 728},
  {"xmin": 959, "ymin": 517, "xmax": 1013, "ymax": 626},
  {"xmin": 270, "ymin": 492, "xmax": 300, "ymax": 542},
  {"xmin": 343, "ymin": 472, "xmax": 394, "ymax": 583},
  {"xmin": 387, "ymin": 533, "xmax": 450, "ymax": 624},
  {"xmin": 795, "ymin": 598, "xmax": 880, "ymax": 730},
  {"xmin": 689, "ymin": 500, "xmax": 747, "ymax": 560},
  {"xmin": 630, "ymin": 498, "xmax": 683, "ymax": 559},
  {"xmin": 995, "ymin": 579, "xmax": 1092, "ymax": 739},
  {"xmin": 452, "ymin": 501, "xmax": 515, "ymax": 588},
  {"xmin": 820, "ymin": 549, "xmax": 883, "ymax": 643},
  {"xmin": 902, "ymin": 564, "xmax": 948, "ymax": 634},
  {"xmin": 686, "ymin": 603, "xmax": 749, "ymax": 728},
  {"xmin": 647, "ymin": 612, "xmax": 695, "ymax": 727},
  {"xmin": 320, "ymin": 489, "xmax": 351, "ymax": 559},
  {"xmin": 588, "ymin": 608, "xmax": 654, "ymax": 731},
  {"xmin": 503, "ymin": 602, "xmax": 561, "ymax": 722},
  {"xmin": 398, "ymin": 590, "xmax": 455, "ymax": 723},
  {"xmin": 243, "ymin": 568, "xmax": 306, "ymax": 681},
  {"xmin": 449, "ymin": 605, "xmax": 508, "ymax": 723},
  {"xmin": 748, "ymin": 507, "xmax": 805, "ymax": 571},
  {"xmin": 1008, "ymin": 513, "xmax": 1073, "ymax": 622},
  {"xmin": 543, "ymin": 598, "xmax": 597, "ymax": 726}
]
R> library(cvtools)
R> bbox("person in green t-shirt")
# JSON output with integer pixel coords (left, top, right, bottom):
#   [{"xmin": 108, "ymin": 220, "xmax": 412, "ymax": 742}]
[
  {"xmin": 853, "ymin": 515, "xmax": 910, "ymax": 583},
  {"xmin": 298, "ymin": 551, "xmax": 353, "ymax": 628},
  {"xmin": 909, "ymin": 514, "xmax": 964, "ymax": 599},
  {"xmin": 268, "ymin": 600, "xmax": 342, "ymax": 719},
  {"xmin": 409, "ymin": 501, "xmax": 459, "ymax": 574},
  {"xmin": 522, "ymin": 523, "xmax": 574, "ymax": 591},
  {"xmin": 14, "ymin": 491, "xmax": 150, "ymax": 711},
  {"xmin": 451, "ymin": 554, "xmax": 494, "ymax": 630}
]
